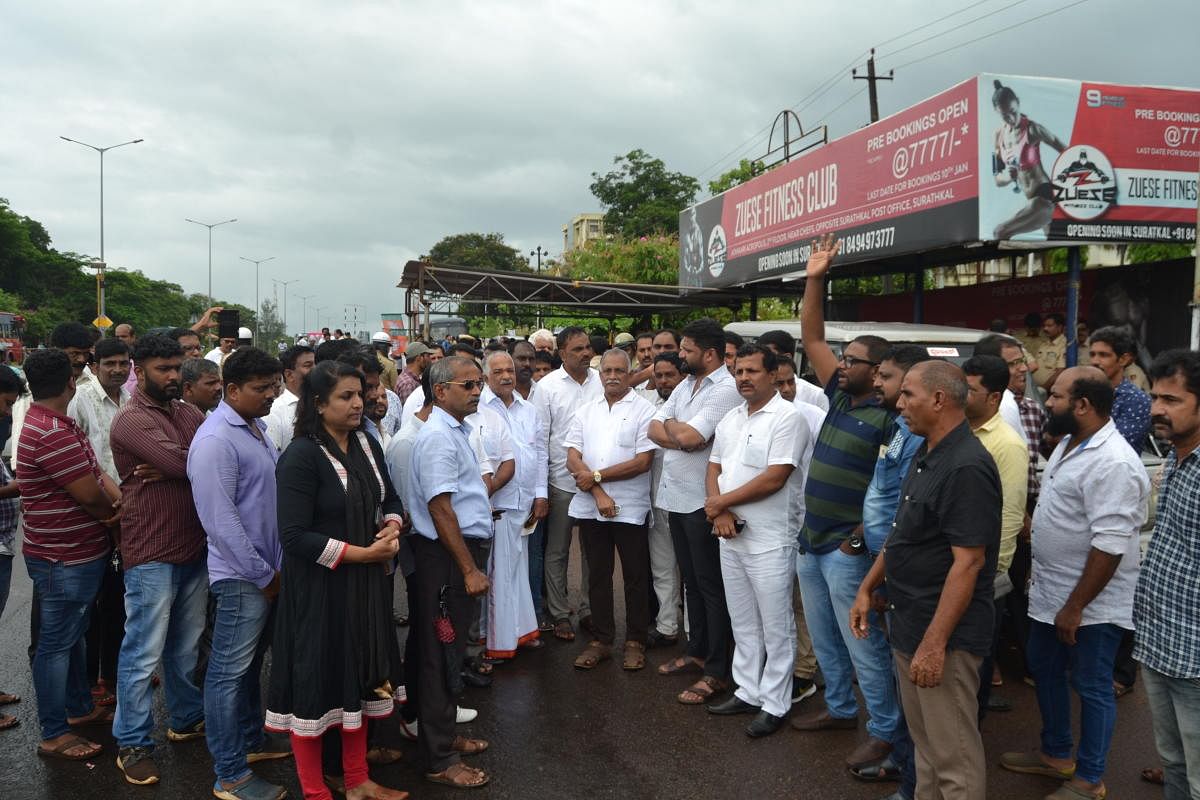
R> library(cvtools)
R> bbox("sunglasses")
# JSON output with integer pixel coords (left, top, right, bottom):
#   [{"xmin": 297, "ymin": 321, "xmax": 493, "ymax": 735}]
[{"xmin": 440, "ymin": 380, "xmax": 483, "ymax": 391}]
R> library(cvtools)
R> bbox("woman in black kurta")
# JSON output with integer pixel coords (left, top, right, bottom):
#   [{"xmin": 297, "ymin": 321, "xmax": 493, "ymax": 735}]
[{"xmin": 265, "ymin": 361, "xmax": 408, "ymax": 800}]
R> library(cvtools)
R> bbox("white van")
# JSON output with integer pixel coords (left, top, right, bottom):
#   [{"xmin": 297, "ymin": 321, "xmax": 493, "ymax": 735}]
[{"xmin": 724, "ymin": 319, "xmax": 989, "ymax": 377}]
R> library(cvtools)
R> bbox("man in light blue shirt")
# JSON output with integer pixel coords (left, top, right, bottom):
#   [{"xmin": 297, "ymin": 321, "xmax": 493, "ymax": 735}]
[
  {"xmin": 187, "ymin": 348, "xmax": 289, "ymax": 800},
  {"xmin": 853, "ymin": 345, "xmax": 930, "ymax": 798},
  {"xmin": 407, "ymin": 356, "xmax": 493, "ymax": 789}
]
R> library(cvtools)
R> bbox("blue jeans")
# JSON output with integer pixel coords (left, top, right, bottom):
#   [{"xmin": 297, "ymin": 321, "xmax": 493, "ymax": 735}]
[
  {"xmin": 796, "ymin": 548, "xmax": 901, "ymax": 742},
  {"xmin": 113, "ymin": 559, "xmax": 208, "ymax": 749},
  {"xmin": 205, "ymin": 579, "xmax": 273, "ymax": 784},
  {"xmin": 24, "ymin": 556, "xmax": 106, "ymax": 740},
  {"xmin": 1026, "ymin": 620, "xmax": 1123, "ymax": 784},
  {"xmin": 1141, "ymin": 665, "xmax": 1200, "ymax": 800},
  {"xmin": 528, "ymin": 518, "xmax": 546, "ymax": 619}
]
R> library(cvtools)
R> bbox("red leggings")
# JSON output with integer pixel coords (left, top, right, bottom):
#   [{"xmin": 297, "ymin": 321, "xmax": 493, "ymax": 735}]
[{"xmin": 290, "ymin": 726, "xmax": 369, "ymax": 800}]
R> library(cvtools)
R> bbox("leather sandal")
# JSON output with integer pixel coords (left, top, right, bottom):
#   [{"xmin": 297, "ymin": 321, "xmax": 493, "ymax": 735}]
[
  {"xmin": 573, "ymin": 641, "xmax": 611, "ymax": 670},
  {"xmin": 425, "ymin": 762, "xmax": 489, "ymax": 788},
  {"xmin": 678, "ymin": 676, "xmax": 728, "ymax": 705},
  {"xmin": 451, "ymin": 736, "xmax": 489, "ymax": 755},
  {"xmin": 622, "ymin": 641, "xmax": 646, "ymax": 671}
]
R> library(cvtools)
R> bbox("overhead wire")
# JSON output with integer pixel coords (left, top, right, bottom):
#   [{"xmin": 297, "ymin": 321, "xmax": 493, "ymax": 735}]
[
  {"xmin": 888, "ymin": 0, "xmax": 1093, "ymax": 72},
  {"xmin": 877, "ymin": 0, "xmax": 1036, "ymax": 59},
  {"xmin": 873, "ymin": 0, "xmax": 997, "ymax": 49}
]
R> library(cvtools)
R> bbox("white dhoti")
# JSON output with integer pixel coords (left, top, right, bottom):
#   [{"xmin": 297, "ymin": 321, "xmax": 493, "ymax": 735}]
[
  {"xmin": 485, "ymin": 509, "xmax": 540, "ymax": 658},
  {"xmin": 720, "ymin": 544, "xmax": 797, "ymax": 718}
]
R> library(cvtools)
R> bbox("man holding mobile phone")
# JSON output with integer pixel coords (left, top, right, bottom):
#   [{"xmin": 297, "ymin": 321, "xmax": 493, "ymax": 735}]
[{"xmin": 703, "ymin": 344, "xmax": 810, "ymax": 738}]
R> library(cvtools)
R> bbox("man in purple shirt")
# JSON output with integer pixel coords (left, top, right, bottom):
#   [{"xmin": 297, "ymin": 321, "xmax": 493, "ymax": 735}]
[{"xmin": 187, "ymin": 348, "xmax": 289, "ymax": 800}]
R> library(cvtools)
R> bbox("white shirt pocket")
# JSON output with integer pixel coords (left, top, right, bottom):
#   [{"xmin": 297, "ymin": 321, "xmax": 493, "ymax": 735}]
[
  {"xmin": 617, "ymin": 417, "xmax": 637, "ymax": 449},
  {"xmin": 742, "ymin": 434, "xmax": 768, "ymax": 469}
]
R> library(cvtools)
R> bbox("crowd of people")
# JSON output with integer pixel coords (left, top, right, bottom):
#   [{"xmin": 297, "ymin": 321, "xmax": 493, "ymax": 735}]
[{"xmin": 0, "ymin": 235, "xmax": 1198, "ymax": 800}]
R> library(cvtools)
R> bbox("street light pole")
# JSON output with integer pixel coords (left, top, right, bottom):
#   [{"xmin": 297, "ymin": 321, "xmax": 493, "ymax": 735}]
[
  {"xmin": 185, "ymin": 217, "xmax": 238, "ymax": 308},
  {"xmin": 313, "ymin": 306, "xmax": 326, "ymax": 334},
  {"xmin": 239, "ymin": 256, "xmax": 275, "ymax": 347},
  {"xmin": 297, "ymin": 294, "xmax": 314, "ymax": 335},
  {"xmin": 530, "ymin": 245, "xmax": 548, "ymax": 329},
  {"xmin": 273, "ymin": 279, "xmax": 298, "ymax": 339},
  {"xmin": 60, "ymin": 135, "xmax": 143, "ymax": 336}
]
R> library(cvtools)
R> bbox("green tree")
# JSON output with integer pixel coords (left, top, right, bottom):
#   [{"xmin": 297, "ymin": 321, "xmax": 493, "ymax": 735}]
[
  {"xmin": 589, "ymin": 149, "xmax": 700, "ymax": 237},
  {"xmin": 1126, "ymin": 243, "xmax": 1194, "ymax": 263},
  {"xmin": 708, "ymin": 159, "xmax": 766, "ymax": 195},
  {"xmin": 425, "ymin": 232, "xmax": 534, "ymax": 334},
  {"xmin": 427, "ymin": 232, "xmax": 529, "ymax": 271},
  {"xmin": 256, "ymin": 298, "xmax": 286, "ymax": 347}
]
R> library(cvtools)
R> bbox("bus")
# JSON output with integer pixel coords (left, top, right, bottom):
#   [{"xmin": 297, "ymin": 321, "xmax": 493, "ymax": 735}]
[{"xmin": 0, "ymin": 312, "xmax": 24, "ymax": 365}]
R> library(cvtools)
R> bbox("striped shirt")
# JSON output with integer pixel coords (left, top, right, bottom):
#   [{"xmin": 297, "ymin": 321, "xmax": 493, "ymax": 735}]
[
  {"xmin": 799, "ymin": 376, "xmax": 896, "ymax": 554},
  {"xmin": 15, "ymin": 404, "xmax": 110, "ymax": 565},
  {"xmin": 110, "ymin": 389, "xmax": 207, "ymax": 568}
]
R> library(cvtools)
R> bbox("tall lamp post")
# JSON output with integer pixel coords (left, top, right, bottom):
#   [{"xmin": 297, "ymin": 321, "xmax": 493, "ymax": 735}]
[
  {"xmin": 313, "ymin": 306, "xmax": 327, "ymax": 335},
  {"xmin": 60, "ymin": 135, "xmax": 144, "ymax": 336},
  {"xmin": 239, "ymin": 256, "xmax": 275, "ymax": 347},
  {"xmin": 296, "ymin": 294, "xmax": 314, "ymax": 335},
  {"xmin": 273, "ymin": 278, "xmax": 298, "ymax": 339},
  {"xmin": 530, "ymin": 245, "xmax": 548, "ymax": 329},
  {"xmin": 185, "ymin": 217, "xmax": 238, "ymax": 308}
]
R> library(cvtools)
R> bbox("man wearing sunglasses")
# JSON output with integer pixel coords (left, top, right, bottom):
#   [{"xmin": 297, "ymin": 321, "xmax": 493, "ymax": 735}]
[{"xmin": 790, "ymin": 235, "xmax": 903, "ymax": 783}]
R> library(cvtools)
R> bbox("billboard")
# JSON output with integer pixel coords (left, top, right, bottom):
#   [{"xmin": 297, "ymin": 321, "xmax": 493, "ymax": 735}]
[
  {"xmin": 978, "ymin": 74, "xmax": 1199, "ymax": 244},
  {"xmin": 681, "ymin": 77, "xmax": 980, "ymax": 291},
  {"xmin": 682, "ymin": 75, "xmax": 1200, "ymax": 291}
]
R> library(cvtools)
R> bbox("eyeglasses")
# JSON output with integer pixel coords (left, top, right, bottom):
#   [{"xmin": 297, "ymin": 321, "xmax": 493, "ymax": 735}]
[
  {"xmin": 1005, "ymin": 357, "xmax": 1026, "ymax": 368},
  {"xmin": 839, "ymin": 356, "xmax": 879, "ymax": 368},
  {"xmin": 440, "ymin": 380, "xmax": 483, "ymax": 391}
]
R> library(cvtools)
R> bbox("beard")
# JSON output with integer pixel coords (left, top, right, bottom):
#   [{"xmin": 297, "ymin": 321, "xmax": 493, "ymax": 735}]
[
  {"xmin": 144, "ymin": 379, "xmax": 180, "ymax": 402},
  {"xmin": 1044, "ymin": 408, "xmax": 1080, "ymax": 438}
]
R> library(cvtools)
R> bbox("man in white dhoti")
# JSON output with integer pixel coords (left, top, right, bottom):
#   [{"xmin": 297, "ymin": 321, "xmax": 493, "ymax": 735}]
[
  {"xmin": 704, "ymin": 344, "xmax": 811, "ymax": 738},
  {"xmin": 478, "ymin": 352, "xmax": 546, "ymax": 659}
]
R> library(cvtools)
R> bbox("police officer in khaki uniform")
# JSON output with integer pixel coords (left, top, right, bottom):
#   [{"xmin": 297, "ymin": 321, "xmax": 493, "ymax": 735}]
[{"xmin": 1033, "ymin": 312, "xmax": 1067, "ymax": 391}]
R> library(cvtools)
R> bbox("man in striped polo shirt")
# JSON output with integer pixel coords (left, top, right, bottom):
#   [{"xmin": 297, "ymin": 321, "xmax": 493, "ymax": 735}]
[
  {"xmin": 790, "ymin": 235, "xmax": 903, "ymax": 779},
  {"xmin": 16, "ymin": 348, "xmax": 121, "ymax": 763}
]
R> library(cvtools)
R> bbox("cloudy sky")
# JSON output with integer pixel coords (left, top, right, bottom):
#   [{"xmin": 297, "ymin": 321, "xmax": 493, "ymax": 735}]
[{"xmin": 2, "ymin": 0, "xmax": 1196, "ymax": 335}]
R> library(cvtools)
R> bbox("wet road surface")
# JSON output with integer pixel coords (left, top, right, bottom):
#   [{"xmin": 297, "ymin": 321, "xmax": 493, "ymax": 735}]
[{"xmin": 0, "ymin": 548, "xmax": 1164, "ymax": 799}]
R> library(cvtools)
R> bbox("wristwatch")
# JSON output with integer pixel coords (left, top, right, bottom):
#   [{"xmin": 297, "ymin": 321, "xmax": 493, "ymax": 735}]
[
  {"xmin": 847, "ymin": 535, "xmax": 866, "ymax": 552},
  {"xmin": 593, "ymin": 470, "xmax": 603, "ymax": 485}
]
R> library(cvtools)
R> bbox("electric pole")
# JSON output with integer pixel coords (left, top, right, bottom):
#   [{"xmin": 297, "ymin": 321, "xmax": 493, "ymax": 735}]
[{"xmin": 852, "ymin": 48, "xmax": 893, "ymax": 123}]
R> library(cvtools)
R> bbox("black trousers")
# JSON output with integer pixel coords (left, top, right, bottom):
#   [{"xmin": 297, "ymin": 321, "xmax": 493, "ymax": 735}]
[
  {"xmin": 401, "ymin": 570, "xmax": 420, "ymax": 724},
  {"xmin": 1113, "ymin": 629, "xmax": 1138, "ymax": 688},
  {"xmin": 85, "ymin": 557, "xmax": 126, "ymax": 687},
  {"xmin": 578, "ymin": 519, "xmax": 650, "ymax": 646},
  {"xmin": 668, "ymin": 508, "xmax": 731, "ymax": 680},
  {"xmin": 411, "ymin": 534, "xmax": 478, "ymax": 773}
]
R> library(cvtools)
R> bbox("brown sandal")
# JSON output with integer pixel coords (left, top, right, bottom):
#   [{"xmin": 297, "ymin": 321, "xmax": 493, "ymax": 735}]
[
  {"xmin": 426, "ymin": 762, "xmax": 489, "ymax": 788},
  {"xmin": 1141, "ymin": 767, "xmax": 1165, "ymax": 785},
  {"xmin": 573, "ymin": 641, "xmax": 611, "ymax": 670},
  {"xmin": 451, "ymin": 736, "xmax": 489, "ymax": 755},
  {"xmin": 553, "ymin": 619, "xmax": 575, "ymax": 641},
  {"xmin": 365, "ymin": 745, "xmax": 404, "ymax": 765},
  {"xmin": 622, "ymin": 641, "xmax": 646, "ymax": 671},
  {"xmin": 0, "ymin": 692, "xmax": 20, "ymax": 706},
  {"xmin": 657, "ymin": 655, "xmax": 703, "ymax": 676},
  {"xmin": 37, "ymin": 735, "xmax": 102, "ymax": 761},
  {"xmin": 68, "ymin": 705, "xmax": 114, "ymax": 727},
  {"xmin": 678, "ymin": 676, "xmax": 727, "ymax": 705},
  {"xmin": 0, "ymin": 714, "xmax": 17, "ymax": 731}
]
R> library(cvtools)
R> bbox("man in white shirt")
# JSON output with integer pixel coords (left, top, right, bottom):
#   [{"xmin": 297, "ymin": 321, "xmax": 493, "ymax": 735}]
[
  {"xmin": 704, "ymin": 344, "xmax": 810, "ymax": 737},
  {"xmin": 773, "ymin": 356, "xmax": 827, "ymax": 442},
  {"xmin": 648, "ymin": 319, "xmax": 744, "ymax": 705},
  {"xmin": 646, "ymin": 353, "xmax": 685, "ymax": 647},
  {"xmin": 531, "ymin": 327, "xmax": 601, "ymax": 642},
  {"xmin": 204, "ymin": 336, "xmax": 237, "ymax": 368},
  {"xmin": 1001, "ymin": 367, "xmax": 1149, "ymax": 800},
  {"xmin": 478, "ymin": 352, "xmax": 546, "ymax": 660},
  {"xmin": 68, "ymin": 338, "xmax": 131, "ymax": 481},
  {"xmin": 265, "ymin": 344, "xmax": 315, "ymax": 451},
  {"xmin": 564, "ymin": 349, "xmax": 656, "ymax": 671},
  {"xmin": 66, "ymin": 335, "xmax": 131, "ymax": 707},
  {"xmin": 758, "ymin": 329, "xmax": 830, "ymax": 412}
]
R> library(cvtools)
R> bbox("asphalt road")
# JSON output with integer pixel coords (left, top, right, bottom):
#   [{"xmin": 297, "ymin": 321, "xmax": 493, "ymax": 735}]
[{"xmin": 0, "ymin": 548, "xmax": 1165, "ymax": 800}]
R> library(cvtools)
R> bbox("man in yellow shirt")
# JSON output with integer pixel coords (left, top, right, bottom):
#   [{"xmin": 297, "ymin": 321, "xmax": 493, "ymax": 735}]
[
  {"xmin": 963, "ymin": 355, "xmax": 1029, "ymax": 718},
  {"xmin": 1033, "ymin": 313, "xmax": 1068, "ymax": 391},
  {"xmin": 1015, "ymin": 312, "xmax": 1046, "ymax": 358}
]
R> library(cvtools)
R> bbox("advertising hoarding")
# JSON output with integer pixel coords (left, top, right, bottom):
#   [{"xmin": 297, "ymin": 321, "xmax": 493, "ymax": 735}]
[
  {"xmin": 978, "ymin": 74, "xmax": 1199, "ymax": 244},
  {"xmin": 682, "ymin": 74, "xmax": 1199, "ymax": 291},
  {"xmin": 680, "ymin": 78, "xmax": 980, "ymax": 291}
]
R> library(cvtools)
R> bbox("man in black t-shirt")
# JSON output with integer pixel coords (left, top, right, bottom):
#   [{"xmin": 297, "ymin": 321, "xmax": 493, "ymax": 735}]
[{"xmin": 851, "ymin": 361, "xmax": 1001, "ymax": 800}]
